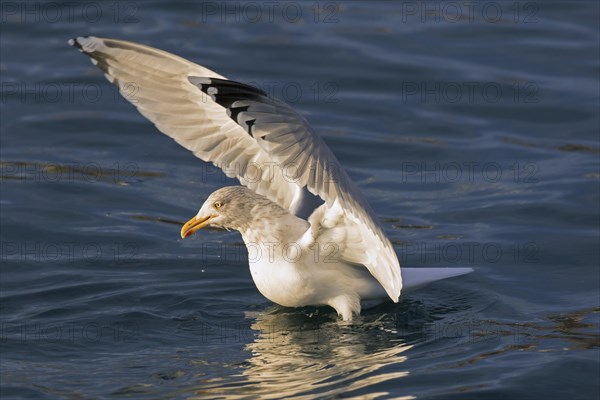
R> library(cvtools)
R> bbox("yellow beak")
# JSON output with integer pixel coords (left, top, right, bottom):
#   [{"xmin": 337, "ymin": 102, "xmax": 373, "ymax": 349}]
[{"xmin": 180, "ymin": 215, "xmax": 213, "ymax": 239}]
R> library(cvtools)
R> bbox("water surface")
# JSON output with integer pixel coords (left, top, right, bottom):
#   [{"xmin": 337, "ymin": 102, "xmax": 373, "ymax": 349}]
[{"xmin": 1, "ymin": 1, "xmax": 599, "ymax": 399}]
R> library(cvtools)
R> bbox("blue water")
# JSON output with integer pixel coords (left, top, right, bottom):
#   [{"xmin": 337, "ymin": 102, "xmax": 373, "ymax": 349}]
[{"xmin": 1, "ymin": 1, "xmax": 599, "ymax": 398}]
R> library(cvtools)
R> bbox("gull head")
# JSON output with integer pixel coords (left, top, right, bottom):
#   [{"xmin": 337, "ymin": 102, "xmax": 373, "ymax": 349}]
[{"xmin": 180, "ymin": 186, "xmax": 279, "ymax": 239}]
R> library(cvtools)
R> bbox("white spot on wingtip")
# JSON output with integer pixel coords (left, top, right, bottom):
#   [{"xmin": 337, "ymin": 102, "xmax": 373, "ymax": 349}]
[
  {"xmin": 69, "ymin": 37, "xmax": 85, "ymax": 53},
  {"xmin": 188, "ymin": 76, "xmax": 211, "ymax": 86}
]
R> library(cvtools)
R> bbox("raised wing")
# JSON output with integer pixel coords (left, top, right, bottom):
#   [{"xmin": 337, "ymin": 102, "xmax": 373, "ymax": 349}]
[{"xmin": 69, "ymin": 36, "xmax": 402, "ymax": 301}]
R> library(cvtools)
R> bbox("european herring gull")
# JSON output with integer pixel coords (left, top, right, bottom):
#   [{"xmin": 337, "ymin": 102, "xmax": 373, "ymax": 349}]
[{"xmin": 70, "ymin": 37, "xmax": 472, "ymax": 321}]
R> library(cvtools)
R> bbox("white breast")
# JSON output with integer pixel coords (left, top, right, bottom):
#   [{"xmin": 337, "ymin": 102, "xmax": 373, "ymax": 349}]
[{"xmin": 247, "ymin": 242, "xmax": 317, "ymax": 307}]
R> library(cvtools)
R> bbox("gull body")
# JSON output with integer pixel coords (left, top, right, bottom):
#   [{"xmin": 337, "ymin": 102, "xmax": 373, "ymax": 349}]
[
  {"xmin": 71, "ymin": 36, "xmax": 473, "ymax": 321},
  {"xmin": 182, "ymin": 186, "xmax": 388, "ymax": 320}
]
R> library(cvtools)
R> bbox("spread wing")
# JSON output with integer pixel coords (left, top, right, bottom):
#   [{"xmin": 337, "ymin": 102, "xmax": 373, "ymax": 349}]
[{"xmin": 69, "ymin": 36, "xmax": 402, "ymax": 301}]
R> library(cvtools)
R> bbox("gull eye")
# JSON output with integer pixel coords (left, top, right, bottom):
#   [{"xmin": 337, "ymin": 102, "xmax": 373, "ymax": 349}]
[{"xmin": 214, "ymin": 201, "xmax": 223, "ymax": 209}]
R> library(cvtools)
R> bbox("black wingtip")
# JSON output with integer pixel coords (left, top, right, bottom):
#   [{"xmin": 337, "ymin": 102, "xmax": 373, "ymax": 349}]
[{"xmin": 68, "ymin": 36, "xmax": 91, "ymax": 51}]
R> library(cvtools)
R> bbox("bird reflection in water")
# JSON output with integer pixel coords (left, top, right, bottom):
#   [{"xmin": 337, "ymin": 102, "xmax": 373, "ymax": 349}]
[{"xmin": 193, "ymin": 306, "xmax": 416, "ymax": 399}]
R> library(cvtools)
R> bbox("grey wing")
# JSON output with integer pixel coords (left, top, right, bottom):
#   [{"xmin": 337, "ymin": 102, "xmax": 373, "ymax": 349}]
[
  {"xmin": 70, "ymin": 36, "xmax": 402, "ymax": 301},
  {"xmin": 191, "ymin": 76, "xmax": 402, "ymax": 300},
  {"xmin": 69, "ymin": 36, "xmax": 299, "ymax": 208}
]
